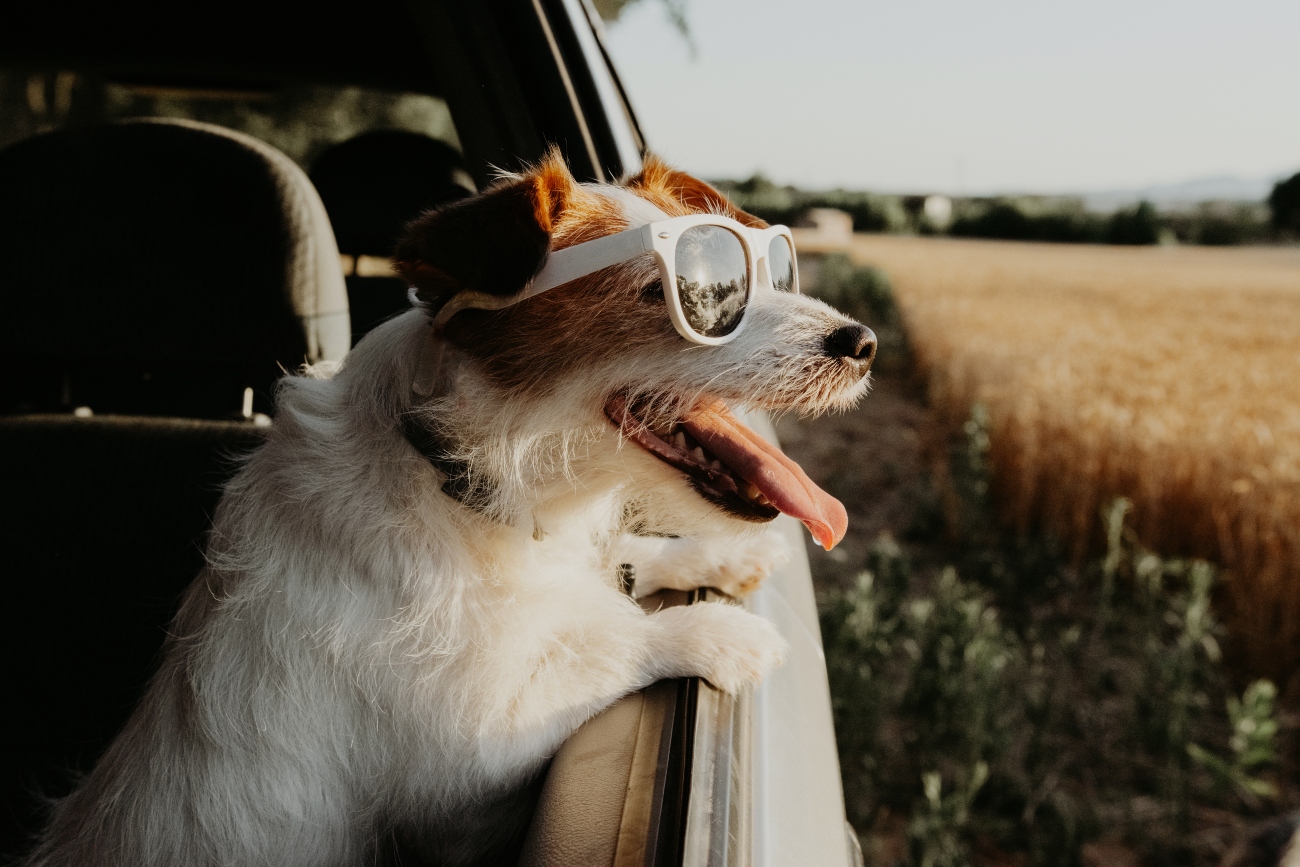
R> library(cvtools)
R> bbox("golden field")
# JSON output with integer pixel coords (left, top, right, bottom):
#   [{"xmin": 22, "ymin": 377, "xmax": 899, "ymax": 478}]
[{"xmin": 849, "ymin": 235, "xmax": 1300, "ymax": 679}]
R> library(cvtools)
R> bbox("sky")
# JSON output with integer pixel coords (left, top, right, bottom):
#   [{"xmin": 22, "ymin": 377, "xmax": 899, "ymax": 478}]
[{"xmin": 600, "ymin": 0, "xmax": 1300, "ymax": 195}]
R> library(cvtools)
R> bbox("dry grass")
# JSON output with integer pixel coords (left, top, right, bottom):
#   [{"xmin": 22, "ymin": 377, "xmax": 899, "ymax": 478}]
[{"xmin": 848, "ymin": 235, "xmax": 1300, "ymax": 681}]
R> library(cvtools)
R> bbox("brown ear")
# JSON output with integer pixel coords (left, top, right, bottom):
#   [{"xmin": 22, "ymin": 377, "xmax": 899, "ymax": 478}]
[
  {"xmin": 393, "ymin": 151, "xmax": 576, "ymax": 310},
  {"xmin": 627, "ymin": 155, "xmax": 769, "ymax": 228}
]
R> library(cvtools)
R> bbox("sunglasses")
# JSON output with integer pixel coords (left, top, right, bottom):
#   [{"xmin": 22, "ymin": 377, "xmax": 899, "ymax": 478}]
[{"xmin": 432, "ymin": 214, "xmax": 800, "ymax": 345}]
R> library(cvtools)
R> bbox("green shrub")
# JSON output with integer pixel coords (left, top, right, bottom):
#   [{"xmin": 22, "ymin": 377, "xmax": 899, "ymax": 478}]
[
  {"xmin": 811, "ymin": 189, "xmax": 909, "ymax": 233},
  {"xmin": 1268, "ymin": 172, "xmax": 1300, "ymax": 236},
  {"xmin": 949, "ymin": 202, "xmax": 1033, "ymax": 241},
  {"xmin": 714, "ymin": 174, "xmax": 909, "ymax": 233},
  {"xmin": 1105, "ymin": 201, "xmax": 1161, "ymax": 245},
  {"xmin": 718, "ymin": 174, "xmax": 1284, "ymax": 247},
  {"xmin": 948, "ymin": 200, "xmax": 1111, "ymax": 244},
  {"xmin": 947, "ymin": 199, "xmax": 1166, "ymax": 246},
  {"xmin": 804, "ymin": 254, "xmax": 909, "ymax": 372},
  {"xmin": 1165, "ymin": 202, "xmax": 1273, "ymax": 246},
  {"xmin": 714, "ymin": 174, "xmax": 803, "ymax": 227},
  {"xmin": 821, "ymin": 409, "xmax": 1282, "ymax": 866}
]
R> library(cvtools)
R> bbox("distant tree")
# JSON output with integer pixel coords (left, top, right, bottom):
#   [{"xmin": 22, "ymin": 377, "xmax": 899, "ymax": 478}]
[
  {"xmin": 592, "ymin": 0, "xmax": 694, "ymax": 54},
  {"xmin": 1268, "ymin": 172, "xmax": 1300, "ymax": 235},
  {"xmin": 1195, "ymin": 216, "xmax": 1246, "ymax": 246},
  {"xmin": 731, "ymin": 172, "xmax": 780, "ymax": 197},
  {"xmin": 949, "ymin": 201, "xmax": 1033, "ymax": 241},
  {"xmin": 1106, "ymin": 201, "xmax": 1160, "ymax": 245}
]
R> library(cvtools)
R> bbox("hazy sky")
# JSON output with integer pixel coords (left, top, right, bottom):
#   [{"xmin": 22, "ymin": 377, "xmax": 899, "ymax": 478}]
[{"xmin": 601, "ymin": 0, "xmax": 1300, "ymax": 194}]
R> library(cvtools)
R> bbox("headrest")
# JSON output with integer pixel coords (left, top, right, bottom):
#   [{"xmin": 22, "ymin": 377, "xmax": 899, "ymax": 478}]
[
  {"xmin": 0, "ymin": 119, "xmax": 349, "ymax": 417},
  {"xmin": 311, "ymin": 130, "xmax": 473, "ymax": 256}
]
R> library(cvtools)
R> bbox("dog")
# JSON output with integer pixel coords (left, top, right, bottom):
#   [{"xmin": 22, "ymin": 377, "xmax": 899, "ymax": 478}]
[{"xmin": 25, "ymin": 153, "xmax": 875, "ymax": 866}]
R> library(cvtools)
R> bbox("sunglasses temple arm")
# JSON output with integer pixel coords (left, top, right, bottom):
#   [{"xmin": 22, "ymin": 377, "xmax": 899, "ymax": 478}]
[
  {"xmin": 528, "ymin": 224, "xmax": 654, "ymax": 294},
  {"xmin": 431, "ymin": 225, "xmax": 654, "ymax": 330}
]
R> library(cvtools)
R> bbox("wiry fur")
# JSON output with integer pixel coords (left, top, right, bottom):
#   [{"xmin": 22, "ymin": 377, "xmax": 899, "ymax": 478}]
[{"xmin": 25, "ymin": 154, "xmax": 871, "ymax": 866}]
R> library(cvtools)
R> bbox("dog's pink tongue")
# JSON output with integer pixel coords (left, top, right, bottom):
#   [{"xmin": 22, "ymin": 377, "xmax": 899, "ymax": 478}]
[{"xmin": 681, "ymin": 402, "xmax": 848, "ymax": 551}]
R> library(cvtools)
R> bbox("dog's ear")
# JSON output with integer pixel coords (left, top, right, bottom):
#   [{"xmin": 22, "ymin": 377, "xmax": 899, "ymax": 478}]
[
  {"xmin": 627, "ymin": 156, "xmax": 769, "ymax": 229},
  {"xmin": 393, "ymin": 151, "xmax": 576, "ymax": 310}
]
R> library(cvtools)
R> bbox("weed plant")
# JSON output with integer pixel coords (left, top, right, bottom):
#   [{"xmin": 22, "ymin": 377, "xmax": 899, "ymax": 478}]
[
  {"xmin": 821, "ymin": 408, "xmax": 1283, "ymax": 866},
  {"xmin": 859, "ymin": 236, "xmax": 1300, "ymax": 682},
  {"xmin": 807, "ymin": 254, "xmax": 909, "ymax": 373},
  {"xmin": 809, "ymin": 258, "xmax": 1288, "ymax": 864}
]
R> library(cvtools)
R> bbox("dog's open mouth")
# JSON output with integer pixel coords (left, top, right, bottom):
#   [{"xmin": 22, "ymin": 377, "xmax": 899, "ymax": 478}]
[{"xmin": 605, "ymin": 395, "xmax": 848, "ymax": 550}]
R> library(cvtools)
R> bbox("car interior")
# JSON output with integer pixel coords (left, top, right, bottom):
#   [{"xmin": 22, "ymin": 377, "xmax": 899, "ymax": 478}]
[{"xmin": 0, "ymin": 2, "xmax": 851, "ymax": 865}]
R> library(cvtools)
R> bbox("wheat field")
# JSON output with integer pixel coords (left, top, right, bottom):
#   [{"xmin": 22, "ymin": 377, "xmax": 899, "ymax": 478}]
[{"xmin": 848, "ymin": 235, "xmax": 1300, "ymax": 679}]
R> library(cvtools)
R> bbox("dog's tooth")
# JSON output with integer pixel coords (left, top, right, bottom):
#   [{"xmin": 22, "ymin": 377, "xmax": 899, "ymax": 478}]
[
  {"xmin": 674, "ymin": 432, "xmax": 687, "ymax": 450},
  {"xmin": 693, "ymin": 446, "xmax": 705, "ymax": 463},
  {"xmin": 743, "ymin": 482, "xmax": 761, "ymax": 500},
  {"xmin": 757, "ymin": 493, "xmax": 771, "ymax": 506},
  {"xmin": 712, "ymin": 459, "xmax": 723, "ymax": 470}
]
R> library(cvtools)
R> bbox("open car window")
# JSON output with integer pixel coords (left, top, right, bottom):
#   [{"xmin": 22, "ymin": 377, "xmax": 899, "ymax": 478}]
[{"xmin": 1, "ymin": 73, "xmax": 463, "ymax": 176}]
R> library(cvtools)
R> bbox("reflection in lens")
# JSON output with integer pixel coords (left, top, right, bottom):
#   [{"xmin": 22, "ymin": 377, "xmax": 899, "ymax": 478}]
[
  {"xmin": 769, "ymin": 235, "xmax": 796, "ymax": 293},
  {"xmin": 674, "ymin": 225, "xmax": 749, "ymax": 337}
]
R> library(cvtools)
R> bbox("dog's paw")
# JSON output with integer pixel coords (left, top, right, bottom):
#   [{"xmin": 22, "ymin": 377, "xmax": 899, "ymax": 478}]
[
  {"xmin": 707, "ymin": 530, "xmax": 790, "ymax": 599},
  {"xmin": 627, "ymin": 530, "xmax": 791, "ymax": 599},
  {"xmin": 653, "ymin": 603, "xmax": 787, "ymax": 693}
]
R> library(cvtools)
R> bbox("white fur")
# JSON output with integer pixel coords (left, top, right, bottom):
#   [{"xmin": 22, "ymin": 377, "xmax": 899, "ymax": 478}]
[
  {"xmin": 26, "ymin": 184, "xmax": 870, "ymax": 867},
  {"xmin": 616, "ymin": 531, "xmax": 792, "ymax": 599},
  {"xmin": 590, "ymin": 183, "xmax": 669, "ymax": 226}
]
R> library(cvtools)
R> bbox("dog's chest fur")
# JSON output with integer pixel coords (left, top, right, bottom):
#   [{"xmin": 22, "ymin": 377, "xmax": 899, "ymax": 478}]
[{"xmin": 24, "ymin": 154, "xmax": 864, "ymax": 867}]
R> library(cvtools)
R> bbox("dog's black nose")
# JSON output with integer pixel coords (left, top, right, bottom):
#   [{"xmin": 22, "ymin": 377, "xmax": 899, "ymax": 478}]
[{"xmin": 824, "ymin": 323, "xmax": 877, "ymax": 372}]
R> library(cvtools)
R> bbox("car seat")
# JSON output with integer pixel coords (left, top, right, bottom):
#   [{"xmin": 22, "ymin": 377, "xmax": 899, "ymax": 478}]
[
  {"xmin": 310, "ymin": 130, "xmax": 473, "ymax": 342},
  {"xmin": 0, "ymin": 119, "xmax": 347, "ymax": 860},
  {"xmin": 0, "ymin": 118, "xmax": 350, "ymax": 418}
]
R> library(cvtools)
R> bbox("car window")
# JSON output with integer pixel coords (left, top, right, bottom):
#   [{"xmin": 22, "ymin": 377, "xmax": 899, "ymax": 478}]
[
  {"xmin": 560, "ymin": 0, "xmax": 643, "ymax": 173},
  {"xmin": 0, "ymin": 70, "xmax": 462, "ymax": 172}
]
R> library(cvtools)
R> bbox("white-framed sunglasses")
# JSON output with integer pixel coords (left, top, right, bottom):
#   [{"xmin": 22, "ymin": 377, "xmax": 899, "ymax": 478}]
[{"xmin": 431, "ymin": 213, "xmax": 800, "ymax": 345}]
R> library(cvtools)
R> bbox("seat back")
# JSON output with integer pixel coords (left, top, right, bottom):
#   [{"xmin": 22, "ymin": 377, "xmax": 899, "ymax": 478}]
[
  {"xmin": 0, "ymin": 119, "xmax": 349, "ymax": 418},
  {"xmin": 310, "ymin": 130, "xmax": 472, "ymax": 342},
  {"xmin": 0, "ymin": 416, "xmax": 266, "ymax": 859},
  {"xmin": 0, "ymin": 119, "xmax": 346, "ymax": 859}
]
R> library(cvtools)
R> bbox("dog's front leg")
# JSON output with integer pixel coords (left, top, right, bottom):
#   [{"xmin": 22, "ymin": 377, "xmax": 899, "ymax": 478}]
[
  {"xmin": 612, "ymin": 528, "xmax": 790, "ymax": 599},
  {"xmin": 481, "ymin": 594, "xmax": 785, "ymax": 765}
]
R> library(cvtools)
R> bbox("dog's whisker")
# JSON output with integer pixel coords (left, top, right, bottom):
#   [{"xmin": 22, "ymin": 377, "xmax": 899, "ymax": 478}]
[{"xmin": 32, "ymin": 154, "xmax": 877, "ymax": 866}]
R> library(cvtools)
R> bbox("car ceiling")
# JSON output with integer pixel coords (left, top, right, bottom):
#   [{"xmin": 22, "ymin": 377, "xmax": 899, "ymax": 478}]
[{"xmin": 0, "ymin": 0, "xmax": 440, "ymax": 96}]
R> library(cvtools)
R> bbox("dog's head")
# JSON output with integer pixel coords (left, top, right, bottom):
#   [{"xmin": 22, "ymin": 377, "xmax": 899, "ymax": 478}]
[{"xmin": 392, "ymin": 153, "xmax": 874, "ymax": 549}]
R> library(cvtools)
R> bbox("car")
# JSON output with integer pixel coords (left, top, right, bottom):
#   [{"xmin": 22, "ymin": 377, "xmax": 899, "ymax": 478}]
[{"xmin": 0, "ymin": 2, "xmax": 860, "ymax": 864}]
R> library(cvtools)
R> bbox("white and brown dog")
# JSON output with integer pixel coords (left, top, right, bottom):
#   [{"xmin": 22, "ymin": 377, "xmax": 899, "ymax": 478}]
[{"xmin": 26, "ymin": 155, "xmax": 875, "ymax": 866}]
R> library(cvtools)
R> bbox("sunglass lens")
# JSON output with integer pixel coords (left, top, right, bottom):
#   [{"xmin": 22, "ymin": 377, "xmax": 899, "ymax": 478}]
[
  {"xmin": 769, "ymin": 235, "xmax": 796, "ymax": 293},
  {"xmin": 675, "ymin": 225, "xmax": 749, "ymax": 338}
]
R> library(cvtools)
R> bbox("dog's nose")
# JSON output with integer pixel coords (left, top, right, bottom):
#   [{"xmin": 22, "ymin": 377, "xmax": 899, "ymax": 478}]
[{"xmin": 823, "ymin": 323, "xmax": 877, "ymax": 373}]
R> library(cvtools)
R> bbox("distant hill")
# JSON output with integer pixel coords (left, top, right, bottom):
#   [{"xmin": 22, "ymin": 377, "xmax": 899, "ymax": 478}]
[{"xmin": 1081, "ymin": 172, "xmax": 1293, "ymax": 212}]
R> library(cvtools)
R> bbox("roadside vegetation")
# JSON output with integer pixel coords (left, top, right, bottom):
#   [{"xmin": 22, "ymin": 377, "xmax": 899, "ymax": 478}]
[
  {"xmin": 825, "ymin": 471, "xmax": 1284, "ymax": 866},
  {"xmin": 713, "ymin": 172, "xmax": 1300, "ymax": 247},
  {"xmin": 790, "ymin": 254, "xmax": 1299, "ymax": 866},
  {"xmin": 850, "ymin": 238, "xmax": 1300, "ymax": 685}
]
